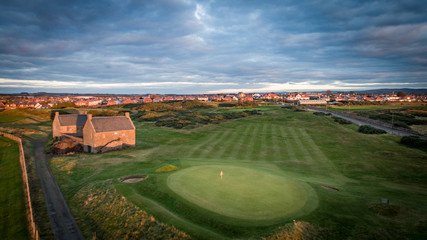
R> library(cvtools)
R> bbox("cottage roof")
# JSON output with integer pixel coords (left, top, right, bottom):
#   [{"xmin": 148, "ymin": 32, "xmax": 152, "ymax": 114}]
[
  {"xmin": 90, "ymin": 116, "xmax": 134, "ymax": 132},
  {"xmin": 58, "ymin": 114, "xmax": 87, "ymax": 126}
]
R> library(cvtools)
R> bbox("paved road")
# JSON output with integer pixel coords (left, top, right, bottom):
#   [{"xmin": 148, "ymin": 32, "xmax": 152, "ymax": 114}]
[
  {"xmin": 305, "ymin": 106, "xmax": 425, "ymax": 138},
  {"xmin": 33, "ymin": 140, "xmax": 85, "ymax": 240}
]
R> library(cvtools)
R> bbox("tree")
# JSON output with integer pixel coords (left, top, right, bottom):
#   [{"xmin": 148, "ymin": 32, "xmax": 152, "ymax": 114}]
[
  {"xmin": 150, "ymin": 94, "xmax": 159, "ymax": 100},
  {"xmin": 396, "ymin": 91, "xmax": 406, "ymax": 97},
  {"xmin": 326, "ymin": 90, "xmax": 332, "ymax": 95}
]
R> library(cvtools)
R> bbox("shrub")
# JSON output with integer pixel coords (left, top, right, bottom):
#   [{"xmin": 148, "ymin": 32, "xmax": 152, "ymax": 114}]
[
  {"xmin": 332, "ymin": 116, "xmax": 352, "ymax": 124},
  {"xmin": 244, "ymin": 110, "xmax": 262, "ymax": 115},
  {"xmin": 218, "ymin": 103, "xmax": 236, "ymax": 108},
  {"xmin": 400, "ymin": 136, "xmax": 427, "ymax": 149},
  {"xmin": 358, "ymin": 125, "xmax": 387, "ymax": 134},
  {"xmin": 313, "ymin": 112, "xmax": 330, "ymax": 116}
]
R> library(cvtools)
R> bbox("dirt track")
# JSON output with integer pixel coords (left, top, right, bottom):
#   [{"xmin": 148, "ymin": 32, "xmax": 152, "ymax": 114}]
[{"xmin": 33, "ymin": 140, "xmax": 84, "ymax": 240}]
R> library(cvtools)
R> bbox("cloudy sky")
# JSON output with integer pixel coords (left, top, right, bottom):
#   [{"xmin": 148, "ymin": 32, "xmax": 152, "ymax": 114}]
[{"xmin": 1, "ymin": 0, "xmax": 426, "ymax": 94}]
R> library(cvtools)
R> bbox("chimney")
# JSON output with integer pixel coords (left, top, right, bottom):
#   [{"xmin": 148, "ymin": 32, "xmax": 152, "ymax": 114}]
[
  {"xmin": 125, "ymin": 112, "xmax": 130, "ymax": 118},
  {"xmin": 87, "ymin": 114, "xmax": 92, "ymax": 121}
]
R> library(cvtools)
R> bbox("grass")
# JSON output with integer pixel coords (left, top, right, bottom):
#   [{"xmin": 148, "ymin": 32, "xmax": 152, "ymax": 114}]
[
  {"xmin": 0, "ymin": 137, "xmax": 29, "ymax": 240},
  {"xmin": 167, "ymin": 165, "xmax": 316, "ymax": 221},
  {"xmin": 47, "ymin": 106, "xmax": 427, "ymax": 239}
]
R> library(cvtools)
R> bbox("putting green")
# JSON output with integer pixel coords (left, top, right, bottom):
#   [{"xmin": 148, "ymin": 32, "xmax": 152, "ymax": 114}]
[{"xmin": 167, "ymin": 165, "xmax": 317, "ymax": 221}]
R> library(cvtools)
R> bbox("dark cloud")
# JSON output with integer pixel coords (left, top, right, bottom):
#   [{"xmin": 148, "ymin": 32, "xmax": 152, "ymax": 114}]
[{"xmin": 0, "ymin": 0, "xmax": 426, "ymax": 94}]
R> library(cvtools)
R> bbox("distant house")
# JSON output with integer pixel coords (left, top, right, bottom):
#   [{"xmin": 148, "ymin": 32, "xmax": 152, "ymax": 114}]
[
  {"xmin": 287, "ymin": 93, "xmax": 309, "ymax": 101},
  {"xmin": 53, "ymin": 112, "xmax": 135, "ymax": 153},
  {"xmin": 153, "ymin": 97, "xmax": 163, "ymax": 103},
  {"xmin": 298, "ymin": 100, "xmax": 327, "ymax": 105},
  {"xmin": 197, "ymin": 96, "xmax": 209, "ymax": 101},
  {"xmin": 240, "ymin": 96, "xmax": 254, "ymax": 102},
  {"xmin": 163, "ymin": 96, "xmax": 174, "ymax": 102},
  {"xmin": 238, "ymin": 92, "xmax": 246, "ymax": 98},
  {"xmin": 142, "ymin": 97, "xmax": 153, "ymax": 103}
]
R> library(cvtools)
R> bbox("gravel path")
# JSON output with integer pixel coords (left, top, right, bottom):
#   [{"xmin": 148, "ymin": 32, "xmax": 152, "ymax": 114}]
[{"xmin": 33, "ymin": 140, "xmax": 84, "ymax": 240}]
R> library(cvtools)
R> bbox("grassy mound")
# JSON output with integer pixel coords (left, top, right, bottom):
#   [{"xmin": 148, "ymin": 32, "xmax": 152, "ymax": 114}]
[{"xmin": 167, "ymin": 165, "xmax": 317, "ymax": 221}]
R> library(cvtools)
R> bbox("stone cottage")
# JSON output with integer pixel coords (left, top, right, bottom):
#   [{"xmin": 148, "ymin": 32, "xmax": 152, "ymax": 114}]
[
  {"xmin": 52, "ymin": 112, "xmax": 87, "ymax": 138},
  {"xmin": 52, "ymin": 112, "xmax": 135, "ymax": 153}
]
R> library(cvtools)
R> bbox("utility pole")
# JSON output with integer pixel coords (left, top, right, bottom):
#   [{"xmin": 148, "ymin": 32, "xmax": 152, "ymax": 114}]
[{"xmin": 391, "ymin": 111, "xmax": 394, "ymax": 130}]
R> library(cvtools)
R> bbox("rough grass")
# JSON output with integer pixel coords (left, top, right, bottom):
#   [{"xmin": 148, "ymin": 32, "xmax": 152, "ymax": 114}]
[
  {"xmin": 0, "ymin": 137, "xmax": 29, "ymax": 240},
  {"xmin": 48, "ymin": 106, "xmax": 427, "ymax": 239},
  {"xmin": 71, "ymin": 181, "xmax": 189, "ymax": 239}
]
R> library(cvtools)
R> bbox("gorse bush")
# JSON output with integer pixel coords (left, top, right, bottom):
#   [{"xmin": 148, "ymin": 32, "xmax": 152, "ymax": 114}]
[
  {"xmin": 135, "ymin": 100, "xmax": 214, "ymax": 112},
  {"xmin": 313, "ymin": 112, "xmax": 331, "ymax": 116},
  {"xmin": 143, "ymin": 110, "xmax": 261, "ymax": 129},
  {"xmin": 400, "ymin": 136, "xmax": 427, "ymax": 150},
  {"xmin": 332, "ymin": 116, "xmax": 352, "ymax": 124},
  {"xmin": 358, "ymin": 125, "xmax": 387, "ymax": 134}
]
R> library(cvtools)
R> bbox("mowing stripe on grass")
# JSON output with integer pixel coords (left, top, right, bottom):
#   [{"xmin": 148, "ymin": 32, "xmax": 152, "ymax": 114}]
[
  {"xmin": 199, "ymin": 128, "xmax": 234, "ymax": 159},
  {"xmin": 278, "ymin": 126, "xmax": 297, "ymax": 161},
  {"xmin": 227, "ymin": 124, "xmax": 253, "ymax": 160},
  {"xmin": 193, "ymin": 128, "xmax": 231, "ymax": 159},
  {"xmin": 254, "ymin": 123, "xmax": 268, "ymax": 161},
  {"xmin": 287, "ymin": 127, "xmax": 316, "ymax": 165},
  {"xmin": 247, "ymin": 123, "xmax": 261, "ymax": 161},
  {"xmin": 271, "ymin": 124, "xmax": 282, "ymax": 162},
  {"xmin": 266, "ymin": 123, "xmax": 277, "ymax": 162},
  {"xmin": 214, "ymin": 125, "xmax": 246, "ymax": 159},
  {"xmin": 236, "ymin": 124, "xmax": 255, "ymax": 160},
  {"xmin": 186, "ymin": 130, "xmax": 223, "ymax": 158},
  {"xmin": 298, "ymin": 129, "xmax": 338, "ymax": 172}
]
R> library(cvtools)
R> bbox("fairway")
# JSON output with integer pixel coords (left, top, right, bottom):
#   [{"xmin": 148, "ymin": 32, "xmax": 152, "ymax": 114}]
[{"xmin": 167, "ymin": 165, "xmax": 316, "ymax": 220}]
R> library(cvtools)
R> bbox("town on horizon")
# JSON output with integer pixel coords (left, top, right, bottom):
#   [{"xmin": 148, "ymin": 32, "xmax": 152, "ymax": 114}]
[{"xmin": 1, "ymin": 89, "xmax": 426, "ymax": 110}]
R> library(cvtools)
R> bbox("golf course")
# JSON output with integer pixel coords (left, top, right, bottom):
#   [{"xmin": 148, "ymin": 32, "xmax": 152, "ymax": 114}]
[{"xmin": 47, "ymin": 105, "xmax": 427, "ymax": 239}]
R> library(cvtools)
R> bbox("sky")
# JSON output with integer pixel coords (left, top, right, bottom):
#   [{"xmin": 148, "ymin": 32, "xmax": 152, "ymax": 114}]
[{"xmin": 0, "ymin": 0, "xmax": 427, "ymax": 94}]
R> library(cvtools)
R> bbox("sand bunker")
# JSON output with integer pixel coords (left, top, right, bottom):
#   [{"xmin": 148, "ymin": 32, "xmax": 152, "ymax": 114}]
[
  {"xmin": 320, "ymin": 185, "xmax": 339, "ymax": 191},
  {"xmin": 119, "ymin": 175, "xmax": 148, "ymax": 183}
]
